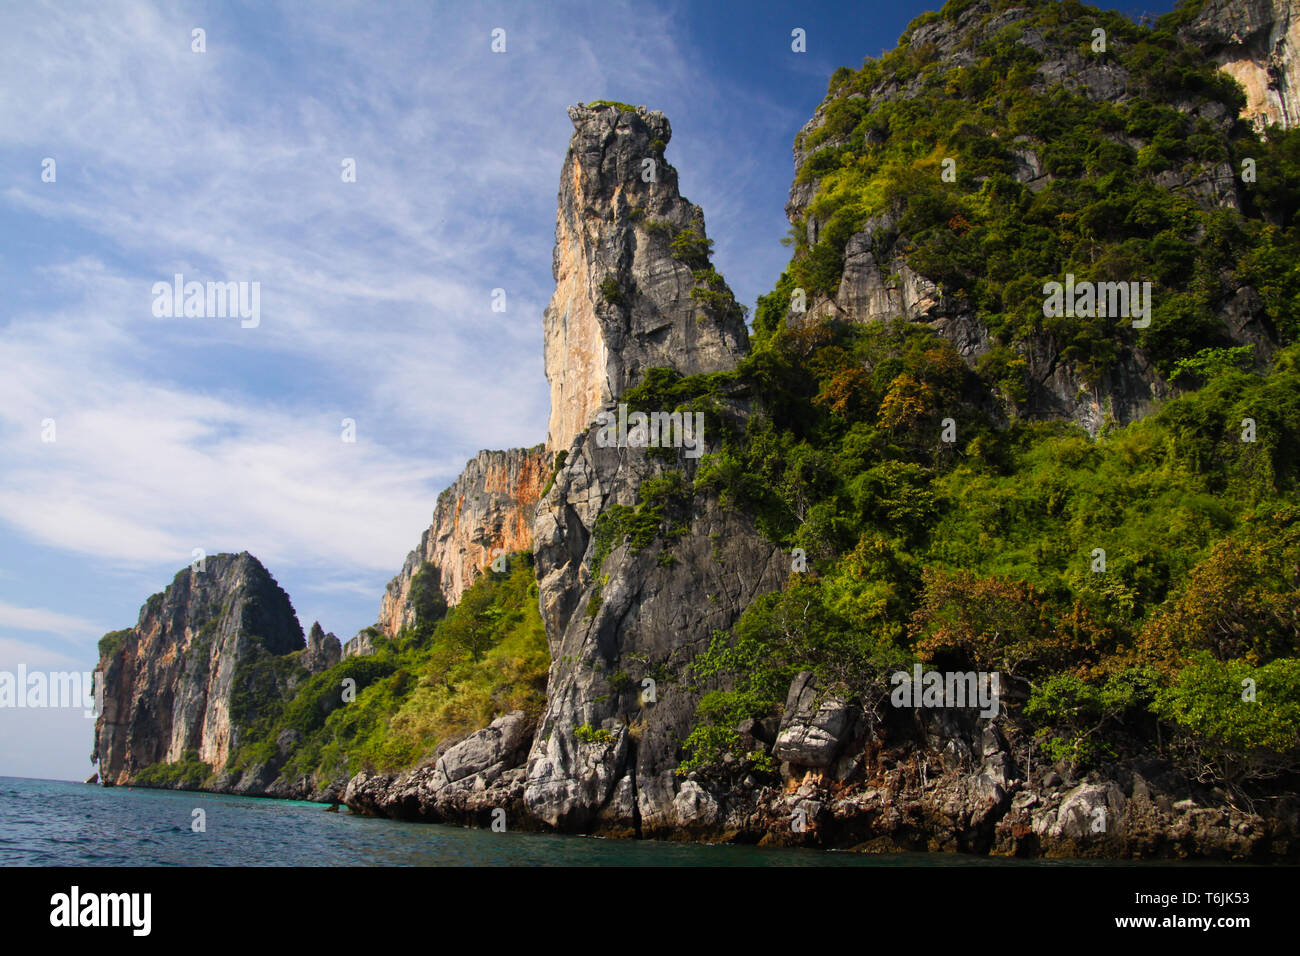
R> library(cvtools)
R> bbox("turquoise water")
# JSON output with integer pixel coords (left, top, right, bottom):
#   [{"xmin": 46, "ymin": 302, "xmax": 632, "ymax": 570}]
[{"xmin": 0, "ymin": 776, "xmax": 1091, "ymax": 866}]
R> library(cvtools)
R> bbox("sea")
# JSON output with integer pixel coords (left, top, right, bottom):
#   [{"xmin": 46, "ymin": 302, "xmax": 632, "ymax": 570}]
[{"xmin": 0, "ymin": 776, "xmax": 1110, "ymax": 867}]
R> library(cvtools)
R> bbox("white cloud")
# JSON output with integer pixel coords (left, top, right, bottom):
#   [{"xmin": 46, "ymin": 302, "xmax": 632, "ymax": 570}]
[
  {"xmin": 0, "ymin": 606, "xmax": 105, "ymax": 645},
  {"xmin": 0, "ymin": 0, "xmax": 799, "ymax": 598}
]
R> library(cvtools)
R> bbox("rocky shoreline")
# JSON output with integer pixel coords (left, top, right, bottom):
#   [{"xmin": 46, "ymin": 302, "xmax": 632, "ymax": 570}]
[
  {"xmin": 107, "ymin": 696, "xmax": 1300, "ymax": 861},
  {"xmin": 338, "ymin": 690, "xmax": 1299, "ymax": 862}
]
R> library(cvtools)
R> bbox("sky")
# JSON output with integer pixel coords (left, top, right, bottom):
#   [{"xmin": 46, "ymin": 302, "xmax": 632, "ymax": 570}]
[{"xmin": 0, "ymin": 0, "xmax": 1178, "ymax": 780}]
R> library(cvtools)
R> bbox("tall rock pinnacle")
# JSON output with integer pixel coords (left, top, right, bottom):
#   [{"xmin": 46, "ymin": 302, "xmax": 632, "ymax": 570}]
[{"xmin": 543, "ymin": 103, "xmax": 749, "ymax": 453}]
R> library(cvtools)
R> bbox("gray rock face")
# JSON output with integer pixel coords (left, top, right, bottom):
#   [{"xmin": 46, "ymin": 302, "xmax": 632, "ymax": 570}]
[
  {"xmin": 343, "ymin": 711, "xmax": 534, "ymax": 823},
  {"xmin": 672, "ymin": 780, "xmax": 721, "ymax": 827},
  {"xmin": 542, "ymin": 103, "xmax": 749, "ymax": 453},
  {"xmin": 525, "ymin": 403, "xmax": 789, "ymax": 833},
  {"xmin": 303, "ymin": 622, "xmax": 341, "ymax": 673},
  {"xmin": 341, "ymin": 628, "xmax": 376, "ymax": 658},
  {"xmin": 93, "ymin": 552, "xmax": 304, "ymax": 784},
  {"xmin": 1036, "ymin": 781, "xmax": 1128, "ymax": 841},
  {"xmin": 433, "ymin": 710, "xmax": 533, "ymax": 790},
  {"xmin": 772, "ymin": 672, "xmax": 854, "ymax": 769}
]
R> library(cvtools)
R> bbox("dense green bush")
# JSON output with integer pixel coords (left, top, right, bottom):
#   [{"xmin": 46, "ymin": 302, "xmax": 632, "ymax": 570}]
[
  {"xmin": 408, "ymin": 562, "xmax": 448, "ymax": 634},
  {"xmin": 97, "ymin": 629, "xmax": 131, "ymax": 660},
  {"xmin": 675, "ymin": 314, "xmax": 1300, "ymax": 784},
  {"xmin": 574, "ymin": 722, "xmax": 616, "ymax": 745},
  {"xmin": 599, "ymin": 275, "xmax": 624, "ymax": 306},
  {"xmin": 586, "ymin": 99, "xmax": 638, "ymax": 112},
  {"xmin": 134, "ymin": 750, "xmax": 211, "ymax": 789}
]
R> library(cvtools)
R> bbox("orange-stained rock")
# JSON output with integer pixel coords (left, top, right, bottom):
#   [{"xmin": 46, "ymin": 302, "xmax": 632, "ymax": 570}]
[{"xmin": 377, "ymin": 445, "xmax": 549, "ymax": 634}]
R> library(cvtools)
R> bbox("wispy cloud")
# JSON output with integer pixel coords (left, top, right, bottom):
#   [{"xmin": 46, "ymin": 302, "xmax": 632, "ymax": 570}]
[
  {"xmin": 0, "ymin": 604, "xmax": 105, "ymax": 644},
  {"xmin": 0, "ymin": 0, "xmax": 792, "ymax": 586}
]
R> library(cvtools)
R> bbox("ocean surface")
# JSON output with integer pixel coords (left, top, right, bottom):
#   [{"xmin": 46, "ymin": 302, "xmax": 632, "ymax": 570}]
[{"xmin": 0, "ymin": 776, "xmax": 1101, "ymax": 866}]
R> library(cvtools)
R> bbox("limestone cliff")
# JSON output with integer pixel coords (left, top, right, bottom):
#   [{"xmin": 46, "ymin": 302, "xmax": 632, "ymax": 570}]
[
  {"xmin": 520, "ymin": 105, "xmax": 785, "ymax": 830},
  {"xmin": 377, "ymin": 445, "xmax": 549, "ymax": 636},
  {"xmin": 339, "ymin": 18, "xmax": 1299, "ymax": 857},
  {"xmin": 93, "ymin": 553, "xmax": 305, "ymax": 785},
  {"xmin": 1181, "ymin": 0, "xmax": 1300, "ymax": 132},
  {"xmin": 377, "ymin": 103, "xmax": 754, "ymax": 636},
  {"xmin": 347, "ymin": 102, "xmax": 787, "ymax": 834},
  {"xmin": 542, "ymin": 103, "xmax": 749, "ymax": 453},
  {"xmin": 523, "ymin": 415, "xmax": 789, "ymax": 833}
]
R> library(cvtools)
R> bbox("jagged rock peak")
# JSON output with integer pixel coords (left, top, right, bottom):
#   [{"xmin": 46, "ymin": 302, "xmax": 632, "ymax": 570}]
[
  {"xmin": 543, "ymin": 102, "xmax": 749, "ymax": 453},
  {"xmin": 93, "ymin": 552, "xmax": 303, "ymax": 784},
  {"xmin": 304, "ymin": 621, "xmax": 342, "ymax": 673}
]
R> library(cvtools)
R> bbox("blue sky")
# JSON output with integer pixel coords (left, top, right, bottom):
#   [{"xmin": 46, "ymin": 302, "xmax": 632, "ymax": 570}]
[{"xmin": 0, "ymin": 0, "xmax": 1177, "ymax": 780}]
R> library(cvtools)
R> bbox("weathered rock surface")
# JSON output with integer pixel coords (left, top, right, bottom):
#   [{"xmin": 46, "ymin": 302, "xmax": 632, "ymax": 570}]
[
  {"xmin": 343, "ymin": 711, "xmax": 534, "ymax": 824},
  {"xmin": 488, "ymin": 102, "xmax": 783, "ymax": 836},
  {"xmin": 342, "ymin": 628, "xmax": 377, "ymax": 658},
  {"xmin": 303, "ymin": 622, "xmax": 341, "ymax": 673},
  {"xmin": 378, "ymin": 445, "xmax": 549, "ymax": 635},
  {"xmin": 93, "ymin": 552, "xmax": 304, "ymax": 785},
  {"xmin": 1181, "ymin": 0, "xmax": 1300, "ymax": 132},
  {"xmin": 772, "ymin": 672, "xmax": 855, "ymax": 769},
  {"xmin": 542, "ymin": 103, "xmax": 749, "ymax": 453},
  {"xmin": 93, "ymin": 24, "xmax": 1300, "ymax": 858},
  {"xmin": 524, "ymin": 403, "xmax": 789, "ymax": 835},
  {"xmin": 627, "ymin": 674, "xmax": 1296, "ymax": 859}
]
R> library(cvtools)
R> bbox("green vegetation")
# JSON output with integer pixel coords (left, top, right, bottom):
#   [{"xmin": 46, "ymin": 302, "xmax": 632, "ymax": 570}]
[
  {"xmin": 223, "ymin": 554, "xmax": 549, "ymax": 784},
  {"xmin": 587, "ymin": 99, "xmax": 638, "ymax": 112},
  {"xmin": 1172, "ymin": 345, "xmax": 1255, "ymax": 386},
  {"xmin": 97, "ymin": 629, "xmax": 131, "ymax": 660},
  {"xmin": 228, "ymin": 644, "xmax": 305, "ymax": 733},
  {"xmin": 1153, "ymin": 655, "xmax": 1300, "ymax": 784},
  {"xmin": 408, "ymin": 562, "xmax": 448, "ymax": 635},
  {"xmin": 670, "ymin": 224, "xmax": 714, "ymax": 270},
  {"xmin": 674, "ymin": 309, "xmax": 1300, "ymax": 789},
  {"xmin": 641, "ymin": 217, "xmax": 675, "ymax": 238},
  {"xmin": 541, "ymin": 450, "xmax": 568, "ymax": 497},
  {"xmin": 600, "ymin": 275, "xmax": 625, "ymax": 306},
  {"xmin": 690, "ymin": 267, "xmax": 747, "ymax": 325},
  {"xmin": 772, "ymin": 0, "xmax": 1300, "ymax": 390},
  {"xmin": 574, "ymin": 722, "xmax": 617, "ymax": 745},
  {"xmin": 677, "ymin": 0, "xmax": 1300, "ymax": 790},
  {"xmin": 584, "ymin": 470, "xmax": 693, "ymax": 617},
  {"xmin": 589, "ymin": 471, "xmax": 692, "ymax": 580},
  {"xmin": 134, "ymin": 750, "xmax": 211, "ymax": 788}
]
